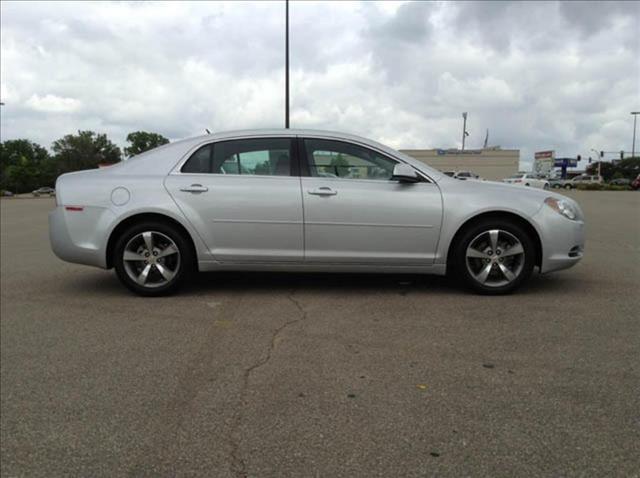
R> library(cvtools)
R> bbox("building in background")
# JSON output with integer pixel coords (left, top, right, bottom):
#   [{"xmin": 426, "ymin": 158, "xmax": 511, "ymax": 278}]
[
  {"xmin": 533, "ymin": 150, "xmax": 555, "ymax": 176},
  {"xmin": 399, "ymin": 148, "xmax": 519, "ymax": 181}
]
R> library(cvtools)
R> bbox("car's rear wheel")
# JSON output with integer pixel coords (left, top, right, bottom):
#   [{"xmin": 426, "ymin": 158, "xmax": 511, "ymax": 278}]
[
  {"xmin": 453, "ymin": 219, "xmax": 535, "ymax": 295},
  {"xmin": 564, "ymin": 184, "xmax": 572, "ymax": 189},
  {"xmin": 113, "ymin": 221, "xmax": 193, "ymax": 296}
]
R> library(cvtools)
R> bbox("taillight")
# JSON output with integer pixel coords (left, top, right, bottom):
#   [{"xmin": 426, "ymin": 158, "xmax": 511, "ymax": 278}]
[
  {"xmin": 65, "ymin": 206, "xmax": 84, "ymax": 212},
  {"xmin": 514, "ymin": 179, "xmax": 522, "ymax": 183}
]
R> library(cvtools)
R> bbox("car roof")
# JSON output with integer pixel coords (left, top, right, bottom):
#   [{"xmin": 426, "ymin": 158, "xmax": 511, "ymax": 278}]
[{"xmin": 170, "ymin": 128, "xmax": 400, "ymax": 148}]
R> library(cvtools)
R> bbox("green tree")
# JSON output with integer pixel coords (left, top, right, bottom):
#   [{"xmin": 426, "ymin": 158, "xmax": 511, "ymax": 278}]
[
  {"xmin": 254, "ymin": 160, "xmax": 272, "ymax": 175},
  {"xmin": 0, "ymin": 139, "xmax": 52, "ymax": 192},
  {"xmin": 586, "ymin": 161, "xmax": 616, "ymax": 181},
  {"xmin": 615, "ymin": 157, "xmax": 640, "ymax": 179},
  {"xmin": 52, "ymin": 131, "xmax": 121, "ymax": 173},
  {"xmin": 124, "ymin": 131, "xmax": 170, "ymax": 157},
  {"xmin": 329, "ymin": 153, "xmax": 350, "ymax": 177},
  {"xmin": 586, "ymin": 158, "xmax": 640, "ymax": 181}
]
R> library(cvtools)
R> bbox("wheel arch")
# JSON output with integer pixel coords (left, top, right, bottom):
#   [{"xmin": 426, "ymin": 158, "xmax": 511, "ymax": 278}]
[
  {"xmin": 105, "ymin": 212, "xmax": 199, "ymax": 270},
  {"xmin": 446, "ymin": 211, "xmax": 542, "ymax": 270}
]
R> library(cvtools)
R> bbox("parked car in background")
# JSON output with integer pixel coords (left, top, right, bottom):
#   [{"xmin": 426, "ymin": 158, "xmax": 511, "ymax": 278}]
[
  {"xmin": 49, "ymin": 129, "xmax": 585, "ymax": 297},
  {"xmin": 1, "ymin": 190, "xmax": 14, "ymax": 197},
  {"xmin": 443, "ymin": 170, "xmax": 481, "ymax": 180},
  {"xmin": 548, "ymin": 178, "xmax": 570, "ymax": 189},
  {"xmin": 32, "ymin": 187, "xmax": 55, "ymax": 197},
  {"xmin": 631, "ymin": 174, "xmax": 640, "ymax": 191},
  {"xmin": 566, "ymin": 175, "xmax": 603, "ymax": 188},
  {"xmin": 548, "ymin": 175, "xmax": 604, "ymax": 190},
  {"xmin": 453, "ymin": 171, "xmax": 481, "ymax": 180},
  {"xmin": 608, "ymin": 178, "xmax": 631, "ymax": 186},
  {"xmin": 503, "ymin": 173, "xmax": 550, "ymax": 190}
]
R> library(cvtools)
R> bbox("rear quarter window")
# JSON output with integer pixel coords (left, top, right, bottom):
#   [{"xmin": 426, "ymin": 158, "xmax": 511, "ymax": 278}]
[{"xmin": 181, "ymin": 144, "xmax": 213, "ymax": 173}]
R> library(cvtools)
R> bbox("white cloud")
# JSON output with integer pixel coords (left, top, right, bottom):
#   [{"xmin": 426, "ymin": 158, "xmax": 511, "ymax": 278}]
[
  {"xmin": 25, "ymin": 94, "xmax": 81, "ymax": 113},
  {"xmin": 0, "ymin": 0, "xmax": 638, "ymax": 170}
]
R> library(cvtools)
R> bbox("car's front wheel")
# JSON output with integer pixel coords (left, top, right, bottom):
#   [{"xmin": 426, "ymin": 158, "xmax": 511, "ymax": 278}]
[
  {"xmin": 453, "ymin": 219, "xmax": 535, "ymax": 295},
  {"xmin": 113, "ymin": 221, "xmax": 193, "ymax": 296},
  {"xmin": 564, "ymin": 184, "xmax": 572, "ymax": 189}
]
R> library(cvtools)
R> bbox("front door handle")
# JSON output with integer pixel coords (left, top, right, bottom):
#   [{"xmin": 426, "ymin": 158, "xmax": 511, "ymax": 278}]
[
  {"xmin": 308, "ymin": 187, "xmax": 337, "ymax": 196},
  {"xmin": 180, "ymin": 184, "xmax": 209, "ymax": 193}
]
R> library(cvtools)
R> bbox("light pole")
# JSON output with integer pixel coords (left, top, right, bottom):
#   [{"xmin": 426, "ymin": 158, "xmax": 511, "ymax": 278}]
[
  {"xmin": 285, "ymin": 0, "xmax": 290, "ymax": 129},
  {"xmin": 631, "ymin": 112, "xmax": 639, "ymax": 159},
  {"xmin": 461, "ymin": 112, "xmax": 468, "ymax": 151}
]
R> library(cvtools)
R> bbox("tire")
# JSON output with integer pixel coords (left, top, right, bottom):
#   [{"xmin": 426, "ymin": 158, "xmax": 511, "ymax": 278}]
[
  {"xmin": 543, "ymin": 183, "xmax": 550, "ymax": 190},
  {"xmin": 452, "ymin": 218, "xmax": 535, "ymax": 295},
  {"xmin": 113, "ymin": 221, "xmax": 194, "ymax": 296},
  {"xmin": 564, "ymin": 184, "xmax": 572, "ymax": 190},
  {"xmin": 553, "ymin": 184, "xmax": 561, "ymax": 189},
  {"xmin": 524, "ymin": 183, "xmax": 530, "ymax": 187}
]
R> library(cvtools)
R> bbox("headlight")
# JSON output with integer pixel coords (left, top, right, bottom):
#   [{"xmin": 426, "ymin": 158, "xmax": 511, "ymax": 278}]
[{"xmin": 544, "ymin": 197, "xmax": 577, "ymax": 220}]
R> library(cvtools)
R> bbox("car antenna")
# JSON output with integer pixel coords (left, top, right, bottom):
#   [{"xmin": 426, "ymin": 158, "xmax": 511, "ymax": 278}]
[{"xmin": 205, "ymin": 128, "xmax": 211, "ymax": 134}]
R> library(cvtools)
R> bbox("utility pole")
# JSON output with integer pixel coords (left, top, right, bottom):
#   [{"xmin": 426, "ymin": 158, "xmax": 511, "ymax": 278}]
[
  {"xmin": 285, "ymin": 0, "xmax": 290, "ymax": 129},
  {"xmin": 631, "ymin": 112, "xmax": 639, "ymax": 158},
  {"xmin": 461, "ymin": 112, "xmax": 468, "ymax": 151}
]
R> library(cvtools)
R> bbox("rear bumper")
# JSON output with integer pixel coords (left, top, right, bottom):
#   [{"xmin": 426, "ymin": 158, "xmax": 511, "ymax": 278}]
[
  {"xmin": 49, "ymin": 206, "xmax": 113, "ymax": 268},
  {"xmin": 532, "ymin": 204, "xmax": 585, "ymax": 273}
]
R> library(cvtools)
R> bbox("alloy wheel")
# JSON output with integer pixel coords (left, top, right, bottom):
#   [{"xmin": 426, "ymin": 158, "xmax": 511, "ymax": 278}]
[
  {"xmin": 465, "ymin": 229, "xmax": 525, "ymax": 288},
  {"xmin": 122, "ymin": 231, "xmax": 181, "ymax": 288}
]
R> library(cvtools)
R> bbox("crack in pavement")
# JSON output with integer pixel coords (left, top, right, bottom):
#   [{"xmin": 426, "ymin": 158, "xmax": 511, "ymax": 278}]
[
  {"xmin": 228, "ymin": 291, "xmax": 308, "ymax": 478},
  {"xmin": 124, "ymin": 294, "xmax": 242, "ymax": 477}
]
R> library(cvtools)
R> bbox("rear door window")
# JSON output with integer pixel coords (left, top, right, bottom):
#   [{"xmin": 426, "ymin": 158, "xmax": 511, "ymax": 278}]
[{"xmin": 181, "ymin": 138, "xmax": 294, "ymax": 176}]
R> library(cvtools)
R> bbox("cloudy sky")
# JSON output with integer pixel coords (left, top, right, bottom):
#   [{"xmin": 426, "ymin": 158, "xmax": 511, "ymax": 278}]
[{"xmin": 1, "ymin": 1, "xmax": 638, "ymax": 168}]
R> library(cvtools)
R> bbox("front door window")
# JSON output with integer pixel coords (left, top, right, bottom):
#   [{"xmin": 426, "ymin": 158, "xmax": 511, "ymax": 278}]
[{"xmin": 304, "ymin": 139, "xmax": 397, "ymax": 181}]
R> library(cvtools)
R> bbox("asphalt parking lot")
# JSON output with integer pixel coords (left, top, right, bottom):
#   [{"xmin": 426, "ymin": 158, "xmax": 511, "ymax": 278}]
[{"xmin": 1, "ymin": 192, "xmax": 639, "ymax": 477}]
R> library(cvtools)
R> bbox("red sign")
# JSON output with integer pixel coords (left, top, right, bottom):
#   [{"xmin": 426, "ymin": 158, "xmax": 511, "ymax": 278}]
[{"xmin": 534, "ymin": 151, "xmax": 554, "ymax": 160}]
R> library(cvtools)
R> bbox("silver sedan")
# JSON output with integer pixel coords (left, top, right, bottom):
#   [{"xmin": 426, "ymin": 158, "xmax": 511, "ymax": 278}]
[{"xmin": 49, "ymin": 129, "xmax": 585, "ymax": 296}]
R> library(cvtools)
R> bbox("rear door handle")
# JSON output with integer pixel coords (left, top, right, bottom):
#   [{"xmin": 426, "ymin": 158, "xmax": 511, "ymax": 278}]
[
  {"xmin": 308, "ymin": 187, "xmax": 337, "ymax": 196},
  {"xmin": 180, "ymin": 184, "xmax": 209, "ymax": 193}
]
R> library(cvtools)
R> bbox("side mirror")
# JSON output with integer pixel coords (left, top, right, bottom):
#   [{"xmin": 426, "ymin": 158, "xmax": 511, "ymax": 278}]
[{"xmin": 391, "ymin": 163, "xmax": 420, "ymax": 183}]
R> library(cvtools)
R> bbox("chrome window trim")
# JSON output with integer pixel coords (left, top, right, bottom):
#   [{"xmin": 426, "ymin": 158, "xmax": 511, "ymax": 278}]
[
  {"xmin": 169, "ymin": 133, "xmax": 435, "ymax": 183},
  {"xmin": 174, "ymin": 135, "xmax": 296, "ymax": 177}
]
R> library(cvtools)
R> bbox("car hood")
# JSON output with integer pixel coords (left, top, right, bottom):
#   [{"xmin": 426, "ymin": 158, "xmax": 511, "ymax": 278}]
[{"xmin": 466, "ymin": 179, "xmax": 567, "ymax": 200}]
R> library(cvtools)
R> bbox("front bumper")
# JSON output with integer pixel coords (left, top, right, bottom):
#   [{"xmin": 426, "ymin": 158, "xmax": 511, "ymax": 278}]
[
  {"xmin": 49, "ymin": 206, "xmax": 114, "ymax": 269},
  {"xmin": 532, "ymin": 203, "xmax": 585, "ymax": 273}
]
